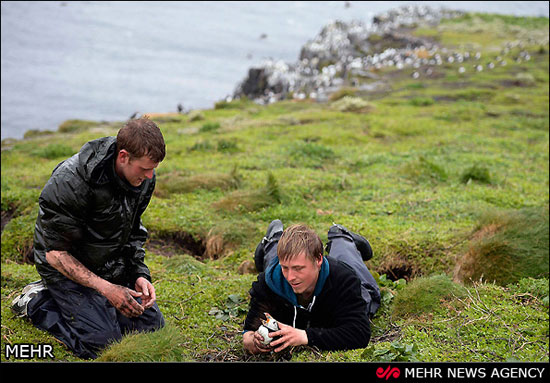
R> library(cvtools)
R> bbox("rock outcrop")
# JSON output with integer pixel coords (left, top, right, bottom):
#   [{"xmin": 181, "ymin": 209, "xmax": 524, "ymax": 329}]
[{"xmin": 231, "ymin": 4, "xmax": 464, "ymax": 104}]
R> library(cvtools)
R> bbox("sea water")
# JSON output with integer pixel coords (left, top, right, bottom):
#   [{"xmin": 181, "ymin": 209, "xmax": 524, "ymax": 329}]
[{"xmin": 1, "ymin": 1, "xmax": 548, "ymax": 140}]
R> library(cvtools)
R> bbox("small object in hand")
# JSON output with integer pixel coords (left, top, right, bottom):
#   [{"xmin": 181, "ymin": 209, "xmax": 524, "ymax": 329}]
[{"xmin": 258, "ymin": 313, "xmax": 280, "ymax": 345}]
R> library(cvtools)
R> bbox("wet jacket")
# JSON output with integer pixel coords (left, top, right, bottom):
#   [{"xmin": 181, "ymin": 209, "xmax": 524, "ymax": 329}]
[
  {"xmin": 243, "ymin": 257, "xmax": 371, "ymax": 351},
  {"xmin": 33, "ymin": 136, "xmax": 155, "ymax": 286}
]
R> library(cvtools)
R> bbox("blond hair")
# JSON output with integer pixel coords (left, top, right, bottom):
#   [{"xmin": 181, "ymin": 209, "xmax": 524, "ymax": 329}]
[{"xmin": 277, "ymin": 224, "xmax": 323, "ymax": 263}]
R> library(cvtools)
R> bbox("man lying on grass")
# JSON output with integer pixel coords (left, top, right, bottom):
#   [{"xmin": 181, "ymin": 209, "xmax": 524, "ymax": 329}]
[{"xmin": 243, "ymin": 220, "xmax": 381, "ymax": 354}]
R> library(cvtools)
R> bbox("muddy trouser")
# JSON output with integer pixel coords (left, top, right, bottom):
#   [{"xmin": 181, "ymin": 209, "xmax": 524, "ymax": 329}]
[
  {"xmin": 263, "ymin": 230, "xmax": 381, "ymax": 317},
  {"xmin": 26, "ymin": 278, "xmax": 165, "ymax": 359}
]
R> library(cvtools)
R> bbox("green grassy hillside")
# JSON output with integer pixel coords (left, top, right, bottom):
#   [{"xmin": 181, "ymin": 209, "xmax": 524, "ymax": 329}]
[{"xmin": 1, "ymin": 12, "xmax": 548, "ymax": 362}]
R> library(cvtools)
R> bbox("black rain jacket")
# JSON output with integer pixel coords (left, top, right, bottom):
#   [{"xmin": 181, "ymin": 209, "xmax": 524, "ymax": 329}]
[
  {"xmin": 33, "ymin": 136, "xmax": 155, "ymax": 286},
  {"xmin": 243, "ymin": 257, "xmax": 371, "ymax": 351}
]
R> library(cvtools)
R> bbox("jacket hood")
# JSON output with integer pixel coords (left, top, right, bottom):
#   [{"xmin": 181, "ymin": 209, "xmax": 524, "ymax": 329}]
[
  {"xmin": 77, "ymin": 136, "xmax": 143, "ymax": 194},
  {"xmin": 77, "ymin": 136, "xmax": 117, "ymax": 185},
  {"xmin": 264, "ymin": 256, "xmax": 330, "ymax": 308}
]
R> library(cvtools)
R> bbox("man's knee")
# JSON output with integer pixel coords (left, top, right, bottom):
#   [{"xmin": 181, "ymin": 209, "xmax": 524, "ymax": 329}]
[
  {"xmin": 139, "ymin": 303, "xmax": 165, "ymax": 331},
  {"xmin": 118, "ymin": 302, "xmax": 165, "ymax": 334},
  {"xmin": 80, "ymin": 325, "xmax": 123, "ymax": 348}
]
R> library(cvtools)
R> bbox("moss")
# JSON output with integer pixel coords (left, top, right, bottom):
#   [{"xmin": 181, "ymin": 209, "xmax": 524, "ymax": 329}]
[{"xmin": 391, "ymin": 274, "xmax": 466, "ymax": 320}]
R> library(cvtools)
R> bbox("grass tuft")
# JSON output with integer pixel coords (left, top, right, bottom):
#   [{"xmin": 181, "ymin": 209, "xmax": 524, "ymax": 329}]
[
  {"xmin": 460, "ymin": 164, "xmax": 492, "ymax": 184},
  {"xmin": 454, "ymin": 206, "xmax": 549, "ymax": 285},
  {"xmin": 97, "ymin": 324, "xmax": 187, "ymax": 362},
  {"xmin": 392, "ymin": 274, "xmax": 466, "ymax": 320}
]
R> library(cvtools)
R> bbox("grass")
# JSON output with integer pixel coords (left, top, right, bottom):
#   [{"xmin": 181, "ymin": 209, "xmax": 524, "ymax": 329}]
[
  {"xmin": 454, "ymin": 206, "xmax": 549, "ymax": 285},
  {"xmin": 1, "ymin": 12, "xmax": 548, "ymax": 362},
  {"xmin": 391, "ymin": 274, "xmax": 467, "ymax": 320}
]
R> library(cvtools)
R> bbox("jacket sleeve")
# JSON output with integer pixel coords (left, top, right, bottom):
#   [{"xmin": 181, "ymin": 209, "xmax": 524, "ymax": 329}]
[
  {"xmin": 38, "ymin": 164, "xmax": 90, "ymax": 253},
  {"xmin": 244, "ymin": 276, "xmax": 270, "ymax": 332},
  {"xmin": 305, "ymin": 271, "xmax": 372, "ymax": 351},
  {"xmin": 125, "ymin": 176, "xmax": 155, "ymax": 282},
  {"xmin": 243, "ymin": 274, "xmax": 286, "ymax": 332}
]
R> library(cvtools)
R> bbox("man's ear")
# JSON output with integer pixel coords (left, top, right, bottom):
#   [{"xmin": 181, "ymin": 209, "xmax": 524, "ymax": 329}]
[
  {"xmin": 117, "ymin": 149, "xmax": 131, "ymax": 164},
  {"xmin": 316, "ymin": 255, "xmax": 323, "ymax": 267}
]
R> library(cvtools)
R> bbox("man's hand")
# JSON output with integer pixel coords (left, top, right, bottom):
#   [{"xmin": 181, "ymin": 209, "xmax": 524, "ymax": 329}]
[
  {"xmin": 46, "ymin": 250, "xmax": 144, "ymax": 318},
  {"xmin": 45, "ymin": 250, "xmax": 156, "ymax": 318},
  {"xmin": 101, "ymin": 283, "xmax": 144, "ymax": 318},
  {"xmin": 135, "ymin": 277, "xmax": 156, "ymax": 309},
  {"xmin": 268, "ymin": 322, "xmax": 308, "ymax": 352},
  {"xmin": 243, "ymin": 330, "xmax": 274, "ymax": 354}
]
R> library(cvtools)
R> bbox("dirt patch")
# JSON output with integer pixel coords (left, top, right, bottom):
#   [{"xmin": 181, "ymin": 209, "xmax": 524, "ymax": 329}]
[
  {"xmin": 500, "ymin": 79, "xmax": 534, "ymax": 88},
  {"xmin": 432, "ymin": 95, "xmax": 459, "ymax": 102},
  {"xmin": 1, "ymin": 207, "xmax": 16, "ymax": 233},
  {"xmin": 22, "ymin": 245, "xmax": 34, "ymax": 264},
  {"xmin": 376, "ymin": 255, "xmax": 419, "ymax": 281},
  {"xmin": 453, "ymin": 223, "xmax": 504, "ymax": 283},
  {"xmin": 146, "ymin": 231, "xmax": 207, "ymax": 259},
  {"xmin": 470, "ymin": 223, "xmax": 502, "ymax": 241},
  {"xmin": 146, "ymin": 230, "xmax": 229, "ymax": 260},
  {"xmin": 371, "ymin": 323, "xmax": 402, "ymax": 344},
  {"xmin": 203, "ymin": 231, "xmax": 225, "ymax": 259}
]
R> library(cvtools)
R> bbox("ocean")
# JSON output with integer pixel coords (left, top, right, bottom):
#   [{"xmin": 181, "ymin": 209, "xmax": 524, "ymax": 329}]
[{"xmin": 1, "ymin": 1, "xmax": 548, "ymax": 140}]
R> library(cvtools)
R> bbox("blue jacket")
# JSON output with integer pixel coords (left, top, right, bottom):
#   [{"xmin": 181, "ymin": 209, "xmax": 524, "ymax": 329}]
[{"xmin": 244, "ymin": 256, "xmax": 371, "ymax": 351}]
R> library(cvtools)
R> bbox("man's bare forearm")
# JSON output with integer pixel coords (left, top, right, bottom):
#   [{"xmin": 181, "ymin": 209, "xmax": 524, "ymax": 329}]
[
  {"xmin": 45, "ymin": 250, "xmax": 145, "ymax": 317},
  {"xmin": 45, "ymin": 250, "xmax": 111, "ymax": 295}
]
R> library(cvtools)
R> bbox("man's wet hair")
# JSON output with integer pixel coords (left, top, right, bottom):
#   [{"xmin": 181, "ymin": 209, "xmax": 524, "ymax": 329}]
[{"xmin": 117, "ymin": 117, "xmax": 166, "ymax": 163}]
